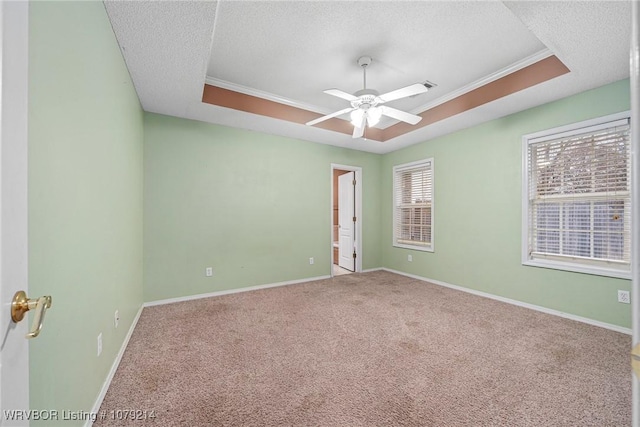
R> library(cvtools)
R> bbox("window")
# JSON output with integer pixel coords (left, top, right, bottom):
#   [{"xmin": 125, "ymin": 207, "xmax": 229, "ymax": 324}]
[
  {"xmin": 393, "ymin": 159, "xmax": 434, "ymax": 251},
  {"xmin": 522, "ymin": 112, "xmax": 631, "ymax": 278}
]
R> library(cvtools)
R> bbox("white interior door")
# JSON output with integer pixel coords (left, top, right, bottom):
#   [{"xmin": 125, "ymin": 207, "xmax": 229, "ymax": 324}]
[
  {"xmin": 338, "ymin": 172, "xmax": 355, "ymax": 271},
  {"xmin": 0, "ymin": 1, "xmax": 30, "ymax": 424}
]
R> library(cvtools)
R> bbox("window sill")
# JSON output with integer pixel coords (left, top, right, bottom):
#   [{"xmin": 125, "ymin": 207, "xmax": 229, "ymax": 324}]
[
  {"xmin": 522, "ymin": 259, "xmax": 631, "ymax": 280},
  {"xmin": 393, "ymin": 243, "xmax": 434, "ymax": 253}
]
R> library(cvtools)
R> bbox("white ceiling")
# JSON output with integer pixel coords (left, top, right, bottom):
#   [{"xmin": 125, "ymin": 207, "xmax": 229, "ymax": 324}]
[{"xmin": 104, "ymin": 1, "xmax": 632, "ymax": 154}]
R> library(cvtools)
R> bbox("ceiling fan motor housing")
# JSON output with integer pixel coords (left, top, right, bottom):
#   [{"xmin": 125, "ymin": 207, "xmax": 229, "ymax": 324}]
[{"xmin": 352, "ymin": 89, "xmax": 380, "ymax": 110}]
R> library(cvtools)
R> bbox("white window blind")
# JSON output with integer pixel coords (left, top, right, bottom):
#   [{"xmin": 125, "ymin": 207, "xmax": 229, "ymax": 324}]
[
  {"xmin": 393, "ymin": 159, "xmax": 434, "ymax": 251},
  {"xmin": 524, "ymin": 115, "xmax": 631, "ymax": 276}
]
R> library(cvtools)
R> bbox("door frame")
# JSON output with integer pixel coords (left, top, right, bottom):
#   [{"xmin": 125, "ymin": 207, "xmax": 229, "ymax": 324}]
[
  {"xmin": 337, "ymin": 171, "xmax": 355, "ymax": 272},
  {"xmin": 630, "ymin": 1, "xmax": 639, "ymax": 424},
  {"xmin": 330, "ymin": 164, "xmax": 362, "ymax": 275},
  {"xmin": 0, "ymin": 0, "xmax": 31, "ymax": 421}
]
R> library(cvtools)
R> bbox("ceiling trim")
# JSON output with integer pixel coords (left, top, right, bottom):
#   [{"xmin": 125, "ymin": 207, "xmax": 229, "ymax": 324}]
[
  {"xmin": 411, "ymin": 48, "xmax": 553, "ymax": 115},
  {"xmin": 202, "ymin": 55, "xmax": 569, "ymax": 142},
  {"xmin": 204, "ymin": 49, "xmax": 554, "ymax": 129},
  {"xmin": 205, "ymin": 76, "xmax": 333, "ymax": 116},
  {"xmin": 383, "ymin": 55, "xmax": 570, "ymax": 140},
  {"xmin": 201, "ymin": 84, "xmax": 385, "ymax": 140}
]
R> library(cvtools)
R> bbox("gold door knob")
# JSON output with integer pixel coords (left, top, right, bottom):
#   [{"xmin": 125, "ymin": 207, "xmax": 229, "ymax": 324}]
[{"xmin": 11, "ymin": 291, "xmax": 52, "ymax": 339}]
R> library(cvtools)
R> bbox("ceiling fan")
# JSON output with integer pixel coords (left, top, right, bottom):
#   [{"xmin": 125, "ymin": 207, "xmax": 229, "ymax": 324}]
[{"xmin": 306, "ymin": 56, "xmax": 430, "ymax": 138}]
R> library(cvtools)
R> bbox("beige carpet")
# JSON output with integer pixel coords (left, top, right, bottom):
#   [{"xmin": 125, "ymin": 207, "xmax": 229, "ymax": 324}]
[{"xmin": 96, "ymin": 271, "xmax": 631, "ymax": 426}]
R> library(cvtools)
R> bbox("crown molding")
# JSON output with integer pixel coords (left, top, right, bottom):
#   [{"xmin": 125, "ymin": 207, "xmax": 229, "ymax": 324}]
[
  {"xmin": 205, "ymin": 48, "xmax": 555, "ymax": 130},
  {"xmin": 204, "ymin": 76, "xmax": 333, "ymax": 116},
  {"xmin": 410, "ymin": 48, "xmax": 554, "ymax": 116}
]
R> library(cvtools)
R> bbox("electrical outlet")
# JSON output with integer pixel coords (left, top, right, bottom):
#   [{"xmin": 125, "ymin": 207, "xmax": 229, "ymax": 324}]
[
  {"xmin": 618, "ymin": 290, "xmax": 630, "ymax": 304},
  {"xmin": 97, "ymin": 333, "xmax": 102, "ymax": 357},
  {"xmin": 408, "ymin": 255, "xmax": 413, "ymax": 262},
  {"xmin": 114, "ymin": 310, "xmax": 119, "ymax": 328},
  {"xmin": 309, "ymin": 257, "xmax": 314, "ymax": 265},
  {"xmin": 205, "ymin": 267, "xmax": 213, "ymax": 277}
]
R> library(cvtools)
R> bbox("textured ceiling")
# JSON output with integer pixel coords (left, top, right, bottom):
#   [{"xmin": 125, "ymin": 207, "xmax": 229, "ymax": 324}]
[
  {"xmin": 206, "ymin": 0, "xmax": 546, "ymax": 125},
  {"xmin": 104, "ymin": 1, "xmax": 632, "ymax": 154}
]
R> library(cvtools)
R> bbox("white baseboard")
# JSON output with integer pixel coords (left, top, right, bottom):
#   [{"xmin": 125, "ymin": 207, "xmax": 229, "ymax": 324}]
[
  {"xmin": 382, "ymin": 268, "xmax": 632, "ymax": 335},
  {"xmin": 82, "ymin": 266, "xmax": 628, "ymax": 427},
  {"xmin": 144, "ymin": 275, "xmax": 332, "ymax": 307},
  {"xmin": 86, "ymin": 304, "xmax": 144, "ymax": 427}
]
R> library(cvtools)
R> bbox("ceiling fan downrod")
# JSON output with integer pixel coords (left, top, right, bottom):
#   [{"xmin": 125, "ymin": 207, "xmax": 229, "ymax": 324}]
[{"xmin": 357, "ymin": 56, "xmax": 372, "ymax": 90}]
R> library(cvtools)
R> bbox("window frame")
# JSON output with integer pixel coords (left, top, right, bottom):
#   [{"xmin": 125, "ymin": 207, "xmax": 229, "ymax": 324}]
[
  {"xmin": 521, "ymin": 111, "xmax": 632, "ymax": 279},
  {"xmin": 393, "ymin": 158, "xmax": 435, "ymax": 252}
]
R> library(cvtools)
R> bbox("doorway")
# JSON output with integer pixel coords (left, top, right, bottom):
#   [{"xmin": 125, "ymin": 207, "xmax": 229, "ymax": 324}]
[{"xmin": 330, "ymin": 164, "xmax": 362, "ymax": 277}]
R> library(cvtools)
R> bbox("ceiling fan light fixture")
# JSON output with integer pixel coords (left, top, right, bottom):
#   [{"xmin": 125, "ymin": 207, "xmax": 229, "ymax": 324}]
[
  {"xmin": 350, "ymin": 109, "xmax": 365, "ymax": 126},
  {"xmin": 366, "ymin": 107, "xmax": 382, "ymax": 127}
]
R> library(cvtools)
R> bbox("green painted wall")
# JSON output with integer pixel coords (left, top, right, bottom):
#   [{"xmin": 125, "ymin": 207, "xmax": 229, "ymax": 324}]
[
  {"xmin": 28, "ymin": 2, "xmax": 143, "ymax": 424},
  {"xmin": 143, "ymin": 113, "xmax": 381, "ymax": 302},
  {"xmin": 381, "ymin": 79, "xmax": 631, "ymax": 328},
  {"xmin": 25, "ymin": 1, "xmax": 632, "ymax": 418},
  {"xmin": 145, "ymin": 81, "xmax": 631, "ymax": 328}
]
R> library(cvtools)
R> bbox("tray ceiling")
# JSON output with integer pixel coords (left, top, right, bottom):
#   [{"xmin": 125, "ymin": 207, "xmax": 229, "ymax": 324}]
[{"xmin": 104, "ymin": 1, "xmax": 632, "ymax": 154}]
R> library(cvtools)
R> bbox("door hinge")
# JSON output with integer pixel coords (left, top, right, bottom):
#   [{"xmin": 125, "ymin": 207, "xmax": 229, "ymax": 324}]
[
  {"xmin": 353, "ymin": 216, "xmax": 356, "ymax": 222},
  {"xmin": 353, "ymin": 251, "xmax": 357, "ymax": 259},
  {"xmin": 352, "ymin": 179, "xmax": 356, "ymax": 186}
]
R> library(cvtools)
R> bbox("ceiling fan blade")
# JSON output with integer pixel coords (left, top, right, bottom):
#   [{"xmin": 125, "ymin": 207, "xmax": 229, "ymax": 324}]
[
  {"xmin": 352, "ymin": 113, "xmax": 365, "ymax": 138},
  {"xmin": 324, "ymin": 88, "xmax": 358, "ymax": 102},
  {"xmin": 380, "ymin": 106, "xmax": 423, "ymax": 125},
  {"xmin": 306, "ymin": 107, "xmax": 355, "ymax": 126},
  {"xmin": 377, "ymin": 83, "xmax": 428, "ymax": 103}
]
